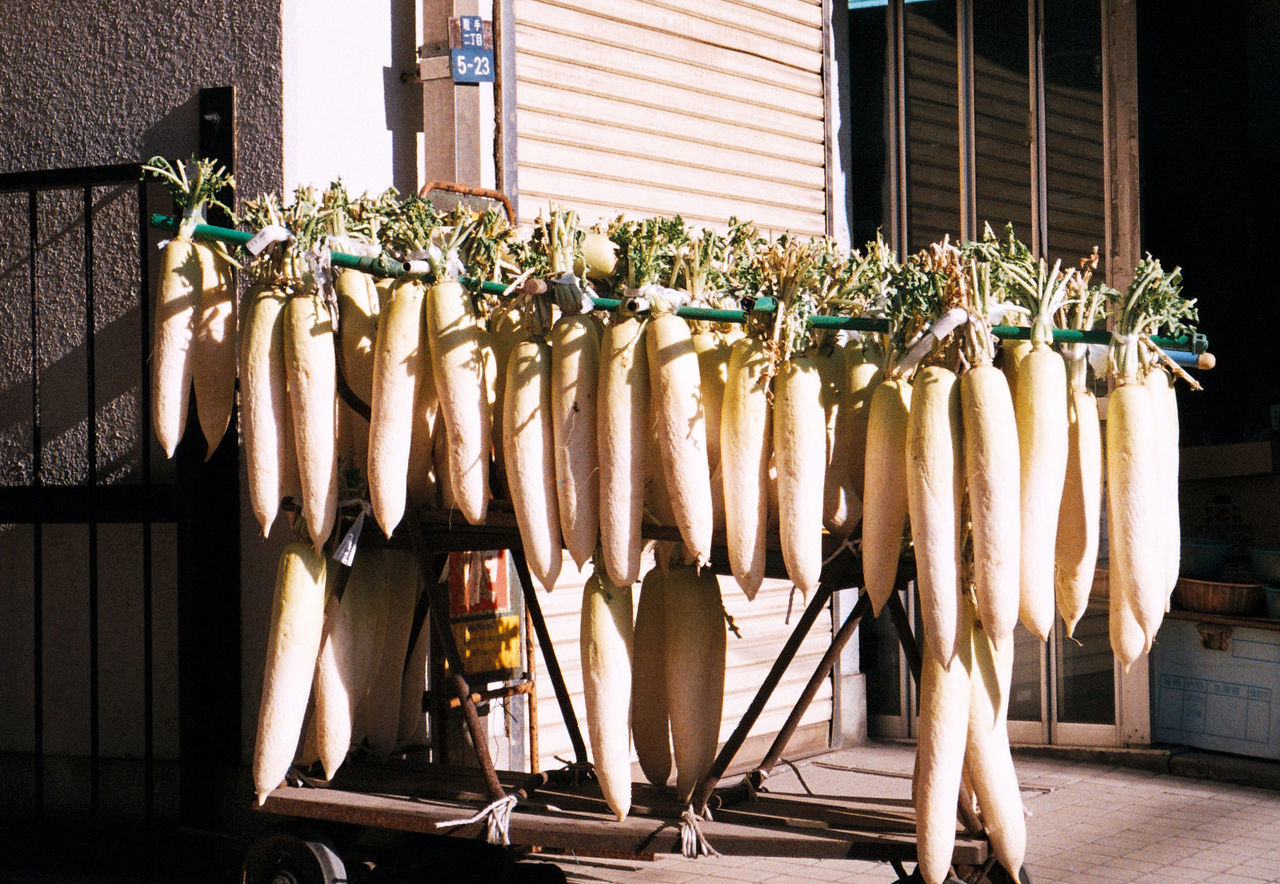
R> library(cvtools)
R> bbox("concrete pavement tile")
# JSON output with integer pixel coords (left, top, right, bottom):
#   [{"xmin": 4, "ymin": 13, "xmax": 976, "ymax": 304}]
[
  {"xmin": 1229, "ymin": 861, "xmax": 1280, "ymax": 881},
  {"xmin": 1220, "ymin": 834, "xmax": 1280, "ymax": 856},
  {"xmin": 1135, "ymin": 865, "xmax": 1224, "ymax": 882},
  {"xmin": 1104, "ymin": 855, "xmax": 1165, "ymax": 874},
  {"xmin": 1182, "ymin": 852, "xmax": 1245, "ymax": 873},
  {"xmin": 1081, "ymin": 863, "xmax": 1144, "ymax": 881},
  {"xmin": 1206, "ymin": 874, "xmax": 1275, "ymax": 884}
]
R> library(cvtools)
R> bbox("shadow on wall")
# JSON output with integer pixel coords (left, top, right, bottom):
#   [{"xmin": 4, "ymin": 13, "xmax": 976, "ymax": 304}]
[{"xmin": 0, "ymin": 182, "xmax": 171, "ymax": 489}]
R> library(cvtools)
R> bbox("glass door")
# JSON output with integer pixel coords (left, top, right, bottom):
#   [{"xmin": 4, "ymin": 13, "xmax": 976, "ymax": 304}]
[{"xmin": 1008, "ymin": 599, "xmax": 1122, "ymax": 746}]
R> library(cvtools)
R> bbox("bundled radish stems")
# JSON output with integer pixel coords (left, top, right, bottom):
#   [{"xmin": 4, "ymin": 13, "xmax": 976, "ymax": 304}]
[
  {"xmin": 141, "ymin": 156, "xmax": 237, "ymax": 459},
  {"xmin": 1106, "ymin": 257, "xmax": 1197, "ymax": 667},
  {"xmin": 1000, "ymin": 245, "xmax": 1074, "ymax": 642}
]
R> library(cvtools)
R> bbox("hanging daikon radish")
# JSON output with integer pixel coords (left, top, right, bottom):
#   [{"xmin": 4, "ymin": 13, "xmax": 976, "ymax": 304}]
[
  {"xmin": 239, "ymin": 282, "xmax": 290, "ymax": 536},
  {"xmin": 957, "ymin": 252, "xmax": 1021, "ymax": 647},
  {"xmin": 1002, "ymin": 257, "xmax": 1073, "ymax": 642},
  {"xmin": 364, "ymin": 549, "xmax": 420, "ymax": 757},
  {"xmin": 1056, "ymin": 348, "xmax": 1103, "ymax": 637},
  {"xmin": 405, "ymin": 342, "xmax": 440, "ymax": 509},
  {"xmin": 1105, "ymin": 257, "xmax": 1197, "ymax": 658},
  {"xmin": 664, "ymin": 562, "xmax": 726, "ymax": 803},
  {"xmin": 551, "ymin": 312, "xmax": 602, "ymax": 568},
  {"xmin": 368, "ymin": 275, "xmax": 427, "ymax": 536},
  {"xmin": 314, "ymin": 548, "xmax": 385, "ymax": 780},
  {"xmin": 844, "ymin": 351, "xmax": 884, "ymax": 505},
  {"xmin": 814, "ymin": 339, "xmax": 861, "ymax": 535},
  {"xmin": 906, "ymin": 364, "xmax": 963, "ymax": 667},
  {"xmin": 1054, "ymin": 269, "xmax": 1107, "ymax": 636},
  {"xmin": 598, "ymin": 316, "xmax": 650, "ymax": 587},
  {"xmin": 193, "ymin": 244, "xmax": 236, "ymax": 456},
  {"xmin": 774, "ymin": 355, "xmax": 826, "ymax": 599},
  {"xmin": 631, "ymin": 565, "xmax": 672, "ymax": 785},
  {"xmin": 1146, "ymin": 365, "xmax": 1181, "ymax": 600},
  {"xmin": 425, "ymin": 271, "xmax": 492, "ymax": 525},
  {"xmin": 1000, "ymin": 338, "xmax": 1032, "ymax": 405},
  {"xmin": 254, "ymin": 542, "xmax": 328, "ymax": 805},
  {"xmin": 693, "ymin": 327, "xmax": 740, "ymax": 539},
  {"xmin": 504, "ymin": 337, "xmax": 562, "ymax": 592},
  {"xmin": 489, "ymin": 306, "xmax": 525, "ymax": 489},
  {"xmin": 914, "ymin": 592, "xmax": 974, "ymax": 884},
  {"xmin": 284, "ymin": 290, "xmax": 339, "ymax": 553},
  {"xmin": 862, "ymin": 377, "xmax": 912, "ymax": 614},
  {"xmin": 581, "ymin": 558, "xmax": 634, "ymax": 820},
  {"xmin": 720, "ymin": 336, "xmax": 772, "ymax": 600},
  {"xmin": 141, "ymin": 156, "xmax": 235, "ymax": 459},
  {"xmin": 646, "ymin": 311, "xmax": 713, "ymax": 567},
  {"xmin": 965, "ymin": 593, "xmax": 1026, "ymax": 880}
]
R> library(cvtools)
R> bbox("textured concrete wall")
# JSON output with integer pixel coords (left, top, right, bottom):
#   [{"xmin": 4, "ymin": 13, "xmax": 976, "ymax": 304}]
[
  {"xmin": 0, "ymin": 0, "xmax": 289, "ymax": 779},
  {"xmin": 0, "ymin": 0, "xmax": 284, "ymax": 197}
]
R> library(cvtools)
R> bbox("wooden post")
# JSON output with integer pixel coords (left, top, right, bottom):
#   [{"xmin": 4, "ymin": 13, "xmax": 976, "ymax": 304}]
[{"xmin": 1102, "ymin": 0, "xmax": 1141, "ymax": 288}]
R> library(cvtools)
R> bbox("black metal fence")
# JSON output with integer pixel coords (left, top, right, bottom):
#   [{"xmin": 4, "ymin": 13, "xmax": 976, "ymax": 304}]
[{"xmin": 0, "ymin": 91, "xmax": 241, "ymax": 828}]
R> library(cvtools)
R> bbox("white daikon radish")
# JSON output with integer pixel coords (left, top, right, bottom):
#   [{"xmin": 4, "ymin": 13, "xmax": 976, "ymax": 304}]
[
  {"xmin": 773, "ymin": 356, "xmax": 826, "ymax": 600},
  {"xmin": 598, "ymin": 317, "xmax": 649, "ymax": 587},
  {"xmin": 631, "ymin": 565, "xmax": 672, "ymax": 785},
  {"xmin": 1015, "ymin": 345, "xmax": 1069, "ymax": 641},
  {"xmin": 960, "ymin": 365, "xmax": 1021, "ymax": 647},
  {"xmin": 551, "ymin": 313, "xmax": 602, "ymax": 568},
  {"xmin": 581, "ymin": 561, "xmax": 634, "ymax": 820},
  {"xmin": 646, "ymin": 313, "xmax": 713, "ymax": 566},
  {"xmin": 503, "ymin": 338, "xmax": 562, "ymax": 592},
  {"xmin": 720, "ymin": 338, "xmax": 772, "ymax": 600},
  {"xmin": 905, "ymin": 365, "xmax": 963, "ymax": 667},
  {"xmin": 664, "ymin": 565, "xmax": 726, "ymax": 803},
  {"xmin": 862, "ymin": 378, "xmax": 912, "ymax": 614},
  {"xmin": 254, "ymin": 543, "xmax": 328, "ymax": 804},
  {"xmin": 1055, "ymin": 351, "xmax": 1102, "ymax": 637}
]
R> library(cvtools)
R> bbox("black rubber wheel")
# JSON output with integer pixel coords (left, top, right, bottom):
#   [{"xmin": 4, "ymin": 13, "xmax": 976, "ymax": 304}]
[
  {"xmin": 954, "ymin": 859, "xmax": 1033, "ymax": 884},
  {"xmin": 241, "ymin": 832, "xmax": 347, "ymax": 884}
]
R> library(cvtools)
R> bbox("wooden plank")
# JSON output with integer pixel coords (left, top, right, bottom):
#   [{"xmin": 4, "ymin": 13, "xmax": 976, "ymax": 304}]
[
  {"xmin": 259, "ymin": 781, "xmax": 989, "ymax": 863},
  {"xmin": 516, "ymin": 113, "xmax": 825, "ymax": 189},
  {"xmin": 719, "ymin": 0, "xmax": 823, "ymax": 29},
  {"xmin": 515, "ymin": 24, "xmax": 821, "ymax": 114},
  {"xmin": 516, "ymin": 92, "xmax": 822, "ymax": 165},
  {"xmin": 518, "ymin": 168, "xmax": 826, "ymax": 235},
  {"xmin": 516, "ymin": 141, "xmax": 826, "ymax": 214},
  {"xmin": 514, "ymin": 0, "xmax": 821, "ymax": 73},
  {"xmin": 516, "ymin": 55, "xmax": 826, "ymax": 142},
  {"xmin": 514, "ymin": 2, "xmax": 819, "ymax": 94}
]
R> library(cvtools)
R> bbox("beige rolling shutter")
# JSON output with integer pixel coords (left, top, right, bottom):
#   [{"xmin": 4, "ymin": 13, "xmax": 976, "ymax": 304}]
[
  {"xmin": 512, "ymin": 0, "xmax": 829, "ymax": 237},
  {"xmin": 532, "ymin": 561, "xmax": 833, "ymax": 774}
]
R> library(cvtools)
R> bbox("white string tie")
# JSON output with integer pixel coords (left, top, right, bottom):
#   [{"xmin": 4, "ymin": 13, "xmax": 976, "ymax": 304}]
[
  {"xmin": 679, "ymin": 805, "xmax": 720, "ymax": 858},
  {"xmin": 437, "ymin": 795, "xmax": 519, "ymax": 846}
]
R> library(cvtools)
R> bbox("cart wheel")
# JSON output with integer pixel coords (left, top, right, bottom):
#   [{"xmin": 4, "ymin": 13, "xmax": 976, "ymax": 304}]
[
  {"xmin": 241, "ymin": 832, "xmax": 347, "ymax": 884},
  {"xmin": 954, "ymin": 859, "xmax": 1032, "ymax": 884}
]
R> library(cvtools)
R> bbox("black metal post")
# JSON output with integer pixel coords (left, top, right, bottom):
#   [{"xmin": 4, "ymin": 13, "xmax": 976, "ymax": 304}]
[{"xmin": 689, "ymin": 577, "xmax": 837, "ymax": 814}]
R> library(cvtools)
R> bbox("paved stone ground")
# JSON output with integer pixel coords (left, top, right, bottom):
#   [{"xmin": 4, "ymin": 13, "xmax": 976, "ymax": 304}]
[
  {"xmin": 547, "ymin": 743, "xmax": 1280, "ymax": 883},
  {"xmin": 5, "ymin": 742, "xmax": 1279, "ymax": 882}
]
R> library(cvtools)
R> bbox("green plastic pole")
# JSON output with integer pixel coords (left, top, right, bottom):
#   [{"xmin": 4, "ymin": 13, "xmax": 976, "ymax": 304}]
[{"xmin": 152, "ymin": 214, "xmax": 1202, "ymax": 352}]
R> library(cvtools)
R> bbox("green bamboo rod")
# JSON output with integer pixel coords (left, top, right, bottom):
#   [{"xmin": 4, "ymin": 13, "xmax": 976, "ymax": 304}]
[{"xmin": 151, "ymin": 214, "xmax": 1201, "ymax": 352}]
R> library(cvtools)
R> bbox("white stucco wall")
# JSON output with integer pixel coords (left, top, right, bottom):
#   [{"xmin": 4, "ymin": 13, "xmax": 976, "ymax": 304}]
[{"xmin": 280, "ymin": 0, "xmax": 424, "ymax": 198}]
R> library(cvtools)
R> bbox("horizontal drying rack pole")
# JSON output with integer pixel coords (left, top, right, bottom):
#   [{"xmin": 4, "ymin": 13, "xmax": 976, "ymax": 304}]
[{"xmin": 151, "ymin": 213, "xmax": 1211, "ymax": 368}]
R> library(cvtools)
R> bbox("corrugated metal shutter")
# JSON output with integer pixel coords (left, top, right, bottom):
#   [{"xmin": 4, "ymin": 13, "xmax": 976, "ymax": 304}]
[
  {"xmin": 512, "ymin": 0, "xmax": 829, "ymax": 237},
  {"xmin": 532, "ymin": 559, "xmax": 833, "ymax": 774}
]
